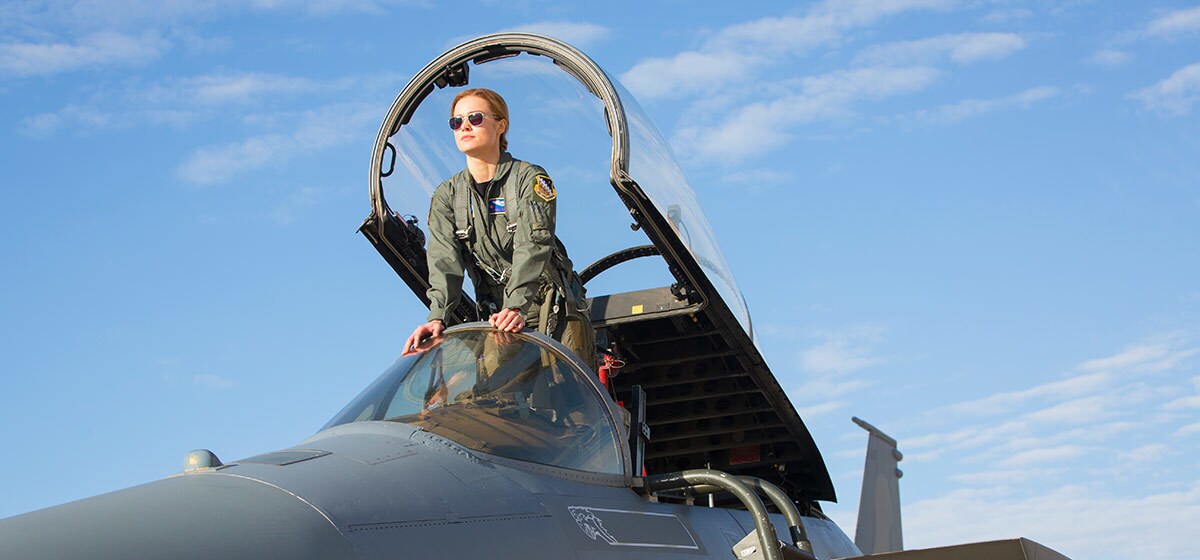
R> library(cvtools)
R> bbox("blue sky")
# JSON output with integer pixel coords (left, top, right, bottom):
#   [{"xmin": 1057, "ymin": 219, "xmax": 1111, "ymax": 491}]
[{"xmin": 2, "ymin": 1, "xmax": 1198, "ymax": 558}]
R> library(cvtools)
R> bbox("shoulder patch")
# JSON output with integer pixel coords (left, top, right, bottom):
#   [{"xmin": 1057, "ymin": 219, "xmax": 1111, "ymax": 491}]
[{"xmin": 533, "ymin": 174, "xmax": 556, "ymax": 202}]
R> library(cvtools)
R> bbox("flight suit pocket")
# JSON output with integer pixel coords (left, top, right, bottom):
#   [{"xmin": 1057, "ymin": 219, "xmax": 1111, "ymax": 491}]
[{"xmin": 530, "ymin": 222, "xmax": 551, "ymax": 244}]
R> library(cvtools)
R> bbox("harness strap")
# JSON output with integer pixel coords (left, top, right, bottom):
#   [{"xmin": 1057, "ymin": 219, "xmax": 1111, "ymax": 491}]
[
  {"xmin": 452, "ymin": 180, "xmax": 512, "ymax": 286},
  {"xmin": 453, "ymin": 178, "xmax": 472, "ymax": 240}
]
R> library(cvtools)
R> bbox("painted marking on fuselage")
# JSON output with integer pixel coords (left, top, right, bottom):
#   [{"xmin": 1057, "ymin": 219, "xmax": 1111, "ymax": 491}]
[{"xmin": 567, "ymin": 506, "xmax": 700, "ymax": 550}]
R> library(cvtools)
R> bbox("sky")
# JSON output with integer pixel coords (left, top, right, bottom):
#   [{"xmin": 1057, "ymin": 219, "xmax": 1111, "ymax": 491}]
[{"xmin": 1, "ymin": 1, "xmax": 1198, "ymax": 559}]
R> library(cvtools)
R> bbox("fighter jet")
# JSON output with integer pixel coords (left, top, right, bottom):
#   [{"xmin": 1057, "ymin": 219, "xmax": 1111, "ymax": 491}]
[{"xmin": 0, "ymin": 33, "xmax": 1071, "ymax": 560}]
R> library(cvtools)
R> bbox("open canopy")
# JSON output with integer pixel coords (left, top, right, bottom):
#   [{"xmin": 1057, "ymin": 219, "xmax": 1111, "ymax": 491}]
[{"xmin": 359, "ymin": 33, "xmax": 836, "ymax": 503}]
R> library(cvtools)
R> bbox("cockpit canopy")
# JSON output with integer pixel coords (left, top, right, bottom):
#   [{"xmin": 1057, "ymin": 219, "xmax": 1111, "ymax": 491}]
[
  {"xmin": 359, "ymin": 34, "xmax": 836, "ymax": 503},
  {"xmin": 324, "ymin": 327, "xmax": 626, "ymax": 476}
]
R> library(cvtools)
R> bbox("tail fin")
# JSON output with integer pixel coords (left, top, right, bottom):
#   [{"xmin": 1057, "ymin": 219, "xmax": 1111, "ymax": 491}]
[{"xmin": 852, "ymin": 417, "xmax": 904, "ymax": 555}]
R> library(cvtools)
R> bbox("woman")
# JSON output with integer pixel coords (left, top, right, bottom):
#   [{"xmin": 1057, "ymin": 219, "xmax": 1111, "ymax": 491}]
[{"xmin": 402, "ymin": 88, "xmax": 595, "ymax": 369}]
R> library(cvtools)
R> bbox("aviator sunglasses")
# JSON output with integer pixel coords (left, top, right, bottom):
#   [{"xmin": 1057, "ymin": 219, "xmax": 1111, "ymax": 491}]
[{"xmin": 448, "ymin": 111, "xmax": 501, "ymax": 131}]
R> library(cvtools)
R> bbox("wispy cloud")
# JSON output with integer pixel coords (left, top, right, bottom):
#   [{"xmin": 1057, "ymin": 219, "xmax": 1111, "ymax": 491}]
[
  {"xmin": 907, "ymin": 333, "xmax": 1198, "ymax": 471},
  {"xmin": 1079, "ymin": 334, "xmax": 1198, "ymax": 373},
  {"xmin": 1088, "ymin": 49, "xmax": 1132, "ymax": 67},
  {"xmin": 1176, "ymin": 422, "xmax": 1200, "ymax": 437},
  {"xmin": 272, "ymin": 185, "xmax": 330, "ymax": 225},
  {"xmin": 1164, "ymin": 394, "xmax": 1200, "ymax": 411},
  {"xmin": 999, "ymin": 444, "xmax": 1085, "ymax": 467},
  {"xmin": 673, "ymin": 66, "xmax": 939, "ymax": 163},
  {"xmin": 145, "ymin": 73, "xmax": 321, "ymax": 105},
  {"xmin": 799, "ymin": 400, "xmax": 848, "ymax": 418},
  {"xmin": 0, "ymin": 31, "xmax": 168, "ymax": 77},
  {"xmin": 192, "ymin": 373, "xmax": 237, "ymax": 389},
  {"xmin": 905, "ymin": 483, "xmax": 1200, "ymax": 558},
  {"xmin": 20, "ymin": 104, "xmax": 118, "ymax": 137},
  {"xmin": 981, "ymin": 8, "xmax": 1032, "ymax": 24},
  {"xmin": 176, "ymin": 102, "xmax": 376, "ymax": 185},
  {"xmin": 792, "ymin": 324, "xmax": 886, "ymax": 417},
  {"xmin": 20, "ymin": 70, "xmax": 402, "ymax": 136},
  {"xmin": 2, "ymin": 0, "xmax": 425, "ymax": 33},
  {"xmin": 1145, "ymin": 5, "xmax": 1200, "ymax": 38},
  {"xmin": 901, "ymin": 86, "xmax": 1060, "ymax": 125},
  {"xmin": 1130, "ymin": 62, "xmax": 1200, "ymax": 116},
  {"xmin": 801, "ymin": 339, "xmax": 883, "ymax": 377},
  {"xmin": 506, "ymin": 21, "xmax": 611, "ymax": 47},
  {"xmin": 620, "ymin": 0, "xmax": 954, "ymax": 99},
  {"xmin": 853, "ymin": 32, "xmax": 1026, "ymax": 66},
  {"xmin": 944, "ymin": 371, "xmax": 1111, "ymax": 416}
]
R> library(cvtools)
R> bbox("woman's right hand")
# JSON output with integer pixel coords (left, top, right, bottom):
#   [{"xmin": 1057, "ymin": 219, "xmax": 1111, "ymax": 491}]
[{"xmin": 402, "ymin": 320, "xmax": 445, "ymax": 356}]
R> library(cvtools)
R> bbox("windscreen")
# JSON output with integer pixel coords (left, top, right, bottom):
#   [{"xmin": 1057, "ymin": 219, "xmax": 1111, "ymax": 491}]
[{"xmin": 323, "ymin": 329, "xmax": 624, "ymax": 475}]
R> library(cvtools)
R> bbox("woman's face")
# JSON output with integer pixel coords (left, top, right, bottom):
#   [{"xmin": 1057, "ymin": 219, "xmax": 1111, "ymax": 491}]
[{"xmin": 452, "ymin": 95, "xmax": 506, "ymax": 158}]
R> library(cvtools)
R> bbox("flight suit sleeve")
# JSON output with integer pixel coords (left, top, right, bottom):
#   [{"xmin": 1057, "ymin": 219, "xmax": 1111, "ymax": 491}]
[
  {"xmin": 425, "ymin": 181, "xmax": 466, "ymax": 323},
  {"xmin": 503, "ymin": 165, "xmax": 557, "ymax": 312}
]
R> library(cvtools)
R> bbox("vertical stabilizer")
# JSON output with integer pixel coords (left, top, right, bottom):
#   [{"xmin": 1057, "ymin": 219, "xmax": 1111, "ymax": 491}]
[{"xmin": 852, "ymin": 417, "xmax": 903, "ymax": 555}]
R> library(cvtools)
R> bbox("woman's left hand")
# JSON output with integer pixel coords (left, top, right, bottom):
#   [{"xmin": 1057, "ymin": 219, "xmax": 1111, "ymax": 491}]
[{"xmin": 490, "ymin": 308, "xmax": 526, "ymax": 332}]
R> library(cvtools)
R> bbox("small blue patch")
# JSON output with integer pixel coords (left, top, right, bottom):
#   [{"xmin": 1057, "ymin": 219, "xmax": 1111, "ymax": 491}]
[{"xmin": 489, "ymin": 197, "xmax": 506, "ymax": 214}]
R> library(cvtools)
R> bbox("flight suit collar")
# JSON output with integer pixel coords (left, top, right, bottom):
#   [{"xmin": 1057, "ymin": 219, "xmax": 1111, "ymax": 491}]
[
  {"xmin": 455, "ymin": 151, "xmax": 516, "ymax": 188},
  {"xmin": 492, "ymin": 151, "xmax": 515, "ymax": 184}
]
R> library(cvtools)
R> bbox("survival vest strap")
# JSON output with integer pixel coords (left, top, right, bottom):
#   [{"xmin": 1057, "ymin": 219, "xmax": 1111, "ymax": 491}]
[
  {"xmin": 450, "ymin": 169, "xmax": 581, "ymax": 321},
  {"xmin": 452, "ymin": 174, "xmax": 520, "ymax": 285}
]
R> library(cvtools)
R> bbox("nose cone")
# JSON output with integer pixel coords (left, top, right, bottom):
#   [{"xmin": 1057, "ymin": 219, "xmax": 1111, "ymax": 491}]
[{"xmin": 0, "ymin": 473, "xmax": 359, "ymax": 560}]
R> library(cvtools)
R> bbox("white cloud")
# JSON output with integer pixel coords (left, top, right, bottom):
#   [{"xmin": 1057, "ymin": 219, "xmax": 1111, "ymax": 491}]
[
  {"xmin": 902, "ymin": 86, "xmax": 1059, "ymax": 125},
  {"xmin": 1088, "ymin": 49, "xmax": 1132, "ymax": 67},
  {"xmin": 1020, "ymin": 395, "xmax": 1112, "ymax": 424},
  {"xmin": 272, "ymin": 185, "xmax": 328, "ymax": 225},
  {"xmin": 176, "ymin": 102, "xmax": 376, "ymax": 185},
  {"xmin": 795, "ymin": 377, "xmax": 870, "ymax": 397},
  {"xmin": 620, "ymin": 51, "xmax": 756, "ymax": 99},
  {"xmin": 890, "ymin": 333, "xmax": 1199, "ymax": 557},
  {"xmin": 799, "ymin": 400, "xmax": 848, "ymax": 418},
  {"xmin": 619, "ymin": 0, "xmax": 954, "ymax": 99},
  {"xmin": 20, "ymin": 104, "xmax": 116, "ymax": 137},
  {"xmin": 982, "ymin": 8, "xmax": 1032, "ymax": 24},
  {"xmin": 1079, "ymin": 335, "xmax": 1198, "ymax": 373},
  {"xmin": 904, "ymin": 483, "xmax": 1200, "ymax": 558},
  {"xmin": 854, "ymin": 33, "xmax": 1026, "ymax": 66},
  {"xmin": 193, "ymin": 373, "xmax": 237, "ymax": 389},
  {"xmin": 21, "ymin": 70, "xmax": 402, "ymax": 136},
  {"xmin": 1176, "ymin": 422, "xmax": 1200, "ymax": 437},
  {"xmin": 949, "ymin": 467, "xmax": 1066, "ymax": 486},
  {"xmin": 944, "ymin": 371, "xmax": 1111, "ymax": 416},
  {"xmin": 1118, "ymin": 443, "xmax": 1172, "ymax": 466},
  {"xmin": 1146, "ymin": 5, "xmax": 1200, "ymax": 38},
  {"xmin": 2, "ymin": 0, "xmax": 422, "ymax": 32},
  {"xmin": 1164, "ymin": 394, "xmax": 1200, "ymax": 410},
  {"xmin": 507, "ymin": 21, "xmax": 611, "ymax": 48},
  {"xmin": 998, "ymin": 444, "xmax": 1085, "ymax": 467},
  {"xmin": 797, "ymin": 324, "xmax": 888, "ymax": 376},
  {"xmin": 674, "ymin": 66, "xmax": 939, "ymax": 162},
  {"xmin": 1131, "ymin": 62, "xmax": 1200, "ymax": 116},
  {"xmin": 801, "ymin": 340, "xmax": 883, "ymax": 376},
  {"xmin": 792, "ymin": 324, "xmax": 886, "ymax": 419},
  {"xmin": 0, "ymin": 31, "xmax": 168, "ymax": 77},
  {"xmin": 145, "ymin": 73, "xmax": 320, "ymax": 105}
]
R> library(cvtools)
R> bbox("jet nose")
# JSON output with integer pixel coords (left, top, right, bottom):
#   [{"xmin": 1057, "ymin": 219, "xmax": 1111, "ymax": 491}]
[{"xmin": 0, "ymin": 473, "xmax": 359, "ymax": 560}]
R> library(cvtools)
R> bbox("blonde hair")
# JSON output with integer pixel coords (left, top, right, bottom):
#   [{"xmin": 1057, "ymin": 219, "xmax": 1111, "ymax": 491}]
[{"xmin": 451, "ymin": 88, "xmax": 509, "ymax": 152}]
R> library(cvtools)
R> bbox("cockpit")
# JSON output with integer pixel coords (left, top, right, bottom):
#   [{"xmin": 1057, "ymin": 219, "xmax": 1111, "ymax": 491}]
[
  {"xmin": 358, "ymin": 33, "xmax": 835, "ymax": 503},
  {"xmin": 324, "ymin": 326, "xmax": 626, "ymax": 476}
]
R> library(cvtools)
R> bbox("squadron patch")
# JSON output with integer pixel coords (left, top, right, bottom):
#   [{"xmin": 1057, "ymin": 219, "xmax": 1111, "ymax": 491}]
[
  {"xmin": 533, "ymin": 174, "xmax": 556, "ymax": 202},
  {"xmin": 488, "ymin": 197, "xmax": 506, "ymax": 214}
]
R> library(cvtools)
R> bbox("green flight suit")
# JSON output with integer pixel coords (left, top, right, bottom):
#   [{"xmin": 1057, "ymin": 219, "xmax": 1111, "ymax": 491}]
[{"xmin": 425, "ymin": 152, "xmax": 596, "ymax": 370}]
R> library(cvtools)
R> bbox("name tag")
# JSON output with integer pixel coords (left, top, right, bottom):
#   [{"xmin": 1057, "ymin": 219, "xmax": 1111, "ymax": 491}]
[{"xmin": 488, "ymin": 197, "xmax": 506, "ymax": 214}]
